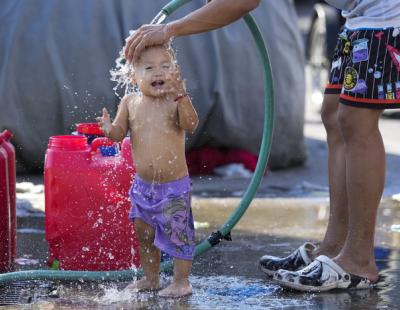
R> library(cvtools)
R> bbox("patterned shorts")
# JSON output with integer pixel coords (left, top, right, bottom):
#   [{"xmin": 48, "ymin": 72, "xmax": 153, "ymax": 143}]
[
  {"xmin": 129, "ymin": 176, "xmax": 195, "ymax": 260},
  {"xmin": 325, "ymin": 27, "xmax": 400, "ymax": 109}
]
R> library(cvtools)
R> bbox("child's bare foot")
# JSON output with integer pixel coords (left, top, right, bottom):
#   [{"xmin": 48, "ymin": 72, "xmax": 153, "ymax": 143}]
[
  {"xmin": 125, "ymin": 277, "xmax": 160, "ymax": 291},
  {"xmin": 158, "ymin": 279, "xmax": 192, "ymax": 298}
]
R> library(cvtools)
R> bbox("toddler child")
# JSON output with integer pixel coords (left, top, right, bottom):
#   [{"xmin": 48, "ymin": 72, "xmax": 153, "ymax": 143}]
[{"xmin": 97, "ymin": 44, "xmax": 199, "ymax": 297}]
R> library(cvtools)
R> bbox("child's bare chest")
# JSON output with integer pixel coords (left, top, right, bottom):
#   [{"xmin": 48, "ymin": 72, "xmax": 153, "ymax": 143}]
[{"xmin": 129, "ymin": 101, "xmax": 178, "ymax": 132}]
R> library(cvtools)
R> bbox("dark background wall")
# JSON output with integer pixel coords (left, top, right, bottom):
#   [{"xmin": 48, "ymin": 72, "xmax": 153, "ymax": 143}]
[{"xmin": 0, "ymin": 0, "xmax": 306, "ymax": 172}]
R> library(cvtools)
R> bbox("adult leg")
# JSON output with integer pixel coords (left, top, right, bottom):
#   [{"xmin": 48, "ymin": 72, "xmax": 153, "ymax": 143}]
[
  {"xmin": 159, "ymin": 259, "xmax": 193, "ymax": 297},
  {"xmin": 126, "ymin": 218, "xmax": 161, "ymax": 290},
  {"xmin": 334, "ymin": 104, "xmax": 383, "ymax": 282},
  {"xmin": 258, "ymin": 93, "xmax": 348, "ymax": 274},
  {"xmin": 315, "ymin": 94, "xmax": 348, "ymax": 258}
]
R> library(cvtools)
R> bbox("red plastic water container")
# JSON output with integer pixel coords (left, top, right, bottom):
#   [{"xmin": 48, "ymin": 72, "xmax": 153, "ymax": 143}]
[
  {"xmin": 0, "ymin": 130, "xmax": 16, "ymax": 267},
  {"xmin": 44, "ymin": 135, "xmax": 140, "ymax": 271},
  {"xmin": 0, "ymin": 130, "xmax": 16, "ymax": 272},
  {"xmin": 0, "ymin": 143, "xmax": 10, "ymax": 272}
]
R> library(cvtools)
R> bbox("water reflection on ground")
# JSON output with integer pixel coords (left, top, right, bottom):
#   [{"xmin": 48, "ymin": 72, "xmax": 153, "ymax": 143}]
[{"xmin": 3, "ymin": 198, "xmax": 400, "ymax": 309}]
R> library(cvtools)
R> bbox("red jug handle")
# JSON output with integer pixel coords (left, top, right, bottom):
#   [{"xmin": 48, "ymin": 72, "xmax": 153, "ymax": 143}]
[
  {"xmin": 0, "ymin": 130, "xmax": 13, "ymax": 142},
  {"xmin": 91, "ymin": 137, "xmax": 115, "ymax": 153}
]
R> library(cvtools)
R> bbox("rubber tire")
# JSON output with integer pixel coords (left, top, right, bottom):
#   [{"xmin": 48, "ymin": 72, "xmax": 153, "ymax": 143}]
[
  {"xmin": 305, "ymin": 4, "xmax": 342, "ymax": 112},
  {"xmin": 306, "ymin": 4, "xmax": 342, "ymax": 62}
]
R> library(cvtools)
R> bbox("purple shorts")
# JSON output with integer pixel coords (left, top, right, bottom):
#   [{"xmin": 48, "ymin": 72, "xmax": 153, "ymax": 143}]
[{"xmin": 128, "ymin": 176, "xmax": 195, "ymax": 260}]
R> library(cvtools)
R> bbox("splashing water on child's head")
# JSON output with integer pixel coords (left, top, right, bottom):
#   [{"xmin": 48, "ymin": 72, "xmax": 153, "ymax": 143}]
[{"xmin": 110, "ymin": 30, "xmax": 177, "ymax": 98}]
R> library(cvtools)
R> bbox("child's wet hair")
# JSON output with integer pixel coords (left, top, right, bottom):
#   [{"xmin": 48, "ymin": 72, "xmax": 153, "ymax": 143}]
[{"xmin": 134, "ymin": 43, "xmax": 177, "ymax": 65}]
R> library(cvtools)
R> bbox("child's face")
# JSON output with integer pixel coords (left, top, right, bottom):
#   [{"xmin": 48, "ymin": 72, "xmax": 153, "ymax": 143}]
[{"xmin": 134, "ymin": 46, "xmax": 176, "ymax": 98}]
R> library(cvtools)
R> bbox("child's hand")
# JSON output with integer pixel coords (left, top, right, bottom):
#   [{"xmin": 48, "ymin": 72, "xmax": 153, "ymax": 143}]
[
  {"xmin": 167, "ymin": 68, "xmax": 187, "ymax": 100},
  {"xmin": 96, "ymin": 108, "xmax": 112, "ymax": 134}
]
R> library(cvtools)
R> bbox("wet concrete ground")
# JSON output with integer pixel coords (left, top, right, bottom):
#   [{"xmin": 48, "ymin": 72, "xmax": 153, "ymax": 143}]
[
  {"xmin": 7, "ymin": 86, "xmax": 400, "ymax": 309},
  {"xmin": 3, "ymin": 197, "xmax": 400, "ymax": 309}
]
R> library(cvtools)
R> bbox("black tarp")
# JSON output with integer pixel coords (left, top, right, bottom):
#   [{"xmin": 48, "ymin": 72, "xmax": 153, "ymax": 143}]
[{"xmin": 0, "ymin": 0, "xmax": 305, "ymax": 171}]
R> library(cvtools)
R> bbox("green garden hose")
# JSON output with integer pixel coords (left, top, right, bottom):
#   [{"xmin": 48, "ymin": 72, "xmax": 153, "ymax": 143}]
[{"xmin": 0, "ymin": 0, "xmax": 274, "ymax": 284}]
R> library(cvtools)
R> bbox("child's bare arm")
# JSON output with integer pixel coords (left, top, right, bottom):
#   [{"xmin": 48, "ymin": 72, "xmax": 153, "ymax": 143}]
[
  {"xmin": 96, "ymin": 95, "xmax": 130, "ymax": 142},
  {"xmin": 176, "ymin": 95, "xmax": 199, "ymax": 134},
  {"xmin": 168, "ymin": 69, "xmax": 199, "ymax": 133}
]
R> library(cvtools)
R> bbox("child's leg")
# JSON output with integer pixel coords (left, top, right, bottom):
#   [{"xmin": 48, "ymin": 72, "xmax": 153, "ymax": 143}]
[
  {"xmin": 126, "ymin": 218, "xmax": 161, "ymax": 290},
  {"xmin": 159, "ymin": 258, "xmax": 192, "ymax": 297}
]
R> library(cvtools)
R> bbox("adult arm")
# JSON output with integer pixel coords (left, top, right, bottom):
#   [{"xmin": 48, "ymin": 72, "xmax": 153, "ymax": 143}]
[{"xmin": 125, "ymin": 0, "xmax": 261, "ymax": 62}]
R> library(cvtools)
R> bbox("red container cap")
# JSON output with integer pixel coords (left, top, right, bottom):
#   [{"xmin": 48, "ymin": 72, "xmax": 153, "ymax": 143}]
[
  {"xmin": 48, "ymin": 135, "xmax": 88, "ymax": 151},
  {"xmin": 0, "ymin": 130, "xmax": 12, "ymax": 142},
  {"xmin": 76, "ymin": 123, "xmax": 104, "ymax": 136}
]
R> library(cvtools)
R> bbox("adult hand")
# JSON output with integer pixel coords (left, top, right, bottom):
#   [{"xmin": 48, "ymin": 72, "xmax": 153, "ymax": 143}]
[{"xmin": 124, "ymin": 24, "xmax": 172, "ymax": 64}]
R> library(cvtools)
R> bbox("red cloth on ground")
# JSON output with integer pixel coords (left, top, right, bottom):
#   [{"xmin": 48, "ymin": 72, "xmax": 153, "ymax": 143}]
[{"xmin": 185, "ymin": 147, "xmax": 260, "ymax": 175}]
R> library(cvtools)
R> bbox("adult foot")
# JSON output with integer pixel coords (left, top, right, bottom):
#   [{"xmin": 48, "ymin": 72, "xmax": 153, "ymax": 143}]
[
  {"xmin": 125, "ymin": 277, "xmax": 160, "ymax": 291},
  {"xmin": 334, "ymin": 255, "xmax": 379, "ymax": 283},
  {"xmin": 311, "ymin": 243, "xmax": 343, "ymax": 260},
  {"xmin": 274, "ymin": 255, "xmax": 379, "ymax": 292},
  {"xmin": 158, "ymin": 279, "xmax": 192, "ymax": 298}
]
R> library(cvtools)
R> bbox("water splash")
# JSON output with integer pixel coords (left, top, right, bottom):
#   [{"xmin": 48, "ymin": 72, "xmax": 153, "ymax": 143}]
[
  {"xmin": 150, "ymin": 12, "xmax": 167, "ymax": 25},
  {"xmin": 110, "ymin": 34, "xmax": 137, "ymax": 98},
  {"xmin": 95, "ymin": 285, "xmax": 136, "ymax": 305}
]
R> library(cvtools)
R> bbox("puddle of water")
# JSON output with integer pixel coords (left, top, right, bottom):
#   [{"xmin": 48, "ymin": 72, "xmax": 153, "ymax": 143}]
[
  {"xmin": 14, "ymin": 257, "xmax": 40, "ymax": 266},
  {"xmin": 3, "ymin": 275, "xmax": 390, "ymax": 309},
  {"xmin": 17, "ymin": 228, "xmax": 45, "ymax": 234},
  {"xmin": 12, "ymin": 276, "xmax": 313, "ymax": 310},
  {"xmin": 9, "ymin": 198, "xmax": 400, "ymax": 308}
]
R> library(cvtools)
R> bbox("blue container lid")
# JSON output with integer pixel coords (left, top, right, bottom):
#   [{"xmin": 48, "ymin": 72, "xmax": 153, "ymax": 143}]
[{"xmin": 99, "ymin": 145, "xmax": 118, "ymax": 157}]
